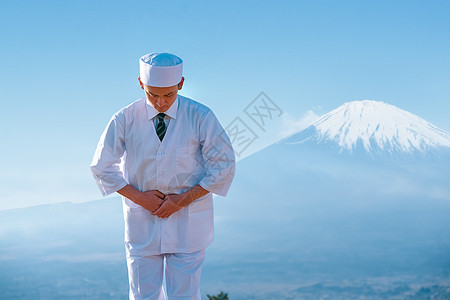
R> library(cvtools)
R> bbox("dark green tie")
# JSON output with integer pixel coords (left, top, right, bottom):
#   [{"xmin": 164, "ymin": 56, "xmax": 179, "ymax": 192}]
[{"xmin": 156, "ymin": 113, "xmax": 166, "ymax": 141}]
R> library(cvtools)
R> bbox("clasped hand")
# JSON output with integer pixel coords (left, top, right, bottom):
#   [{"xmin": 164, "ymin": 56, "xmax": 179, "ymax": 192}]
[{"xmin": 139, "ymin": 190, "xmax": 187, "ymax": 219}]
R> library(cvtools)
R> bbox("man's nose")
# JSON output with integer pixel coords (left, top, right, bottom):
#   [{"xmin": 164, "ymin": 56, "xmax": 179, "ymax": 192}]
[{"xmin": 156, "ymin": 97, "xmax": 165, "ymax": 107}]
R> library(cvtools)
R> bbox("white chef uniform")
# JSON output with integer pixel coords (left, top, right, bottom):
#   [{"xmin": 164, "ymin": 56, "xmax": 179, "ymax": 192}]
[{"xmin": 90, "ymin": 93, "xmax": 235, "ymax": 299}]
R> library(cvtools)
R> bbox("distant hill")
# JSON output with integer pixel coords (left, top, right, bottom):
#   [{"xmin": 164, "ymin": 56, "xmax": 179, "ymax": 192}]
[{"xmin": 0, "ymin": 198, "xmax": 128, "ymax": 299}]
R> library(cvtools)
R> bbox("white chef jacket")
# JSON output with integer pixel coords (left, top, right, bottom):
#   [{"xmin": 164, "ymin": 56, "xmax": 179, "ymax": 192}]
[{"xmin": 90, "ymin": 95, "xmax": 235, "ymax": 255}]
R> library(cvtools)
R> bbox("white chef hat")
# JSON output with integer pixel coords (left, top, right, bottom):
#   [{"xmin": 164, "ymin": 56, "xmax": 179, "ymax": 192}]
[{"xmin": 139, "ymin": 52, "xmax": 183, "ymax": 87}]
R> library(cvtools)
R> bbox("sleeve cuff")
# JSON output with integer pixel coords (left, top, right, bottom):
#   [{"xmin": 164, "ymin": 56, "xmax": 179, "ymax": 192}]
[
  {"xmin": 198, "ymin": 180, "xmax": 228, "ymax": 197},
  {"xmin": 98, "ymin": 179, "xmax": 129, "ymax": 197}
]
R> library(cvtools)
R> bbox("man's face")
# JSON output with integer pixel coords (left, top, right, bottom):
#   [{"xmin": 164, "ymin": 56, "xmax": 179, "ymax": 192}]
[{"xmin": 139, "ymin": 77, "xmax": 184, "ymax": 113}]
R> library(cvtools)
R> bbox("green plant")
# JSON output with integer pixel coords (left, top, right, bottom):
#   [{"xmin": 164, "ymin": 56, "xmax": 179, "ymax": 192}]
[{"xmin": 207, "ymin": 291, "xmax": 229, "ymax": 300}]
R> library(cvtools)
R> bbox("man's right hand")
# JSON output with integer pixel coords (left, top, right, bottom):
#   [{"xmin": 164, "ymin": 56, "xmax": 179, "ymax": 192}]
[
  {"xmin": 117, "ymin": 185, "xmax": 165, "ymax": 213},
  {"xmin": 138, "ymin": 190, "xmax": 165, "ymax": 213}
]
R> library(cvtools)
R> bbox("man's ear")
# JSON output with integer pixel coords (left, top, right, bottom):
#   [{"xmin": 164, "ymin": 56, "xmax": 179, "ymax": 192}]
[
  {"xmin": 138, "ymin": 77, "xmax": 144, "ymax": 90},
  {"xmin": 177, "ymin": 77, "xmax": 185, "ymax": 90}
]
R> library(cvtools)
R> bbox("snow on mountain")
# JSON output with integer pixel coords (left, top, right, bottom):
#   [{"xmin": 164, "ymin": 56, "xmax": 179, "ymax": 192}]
[{"xmin": 284, "ymin": 100, "xmax": 450, "ymax": 154}]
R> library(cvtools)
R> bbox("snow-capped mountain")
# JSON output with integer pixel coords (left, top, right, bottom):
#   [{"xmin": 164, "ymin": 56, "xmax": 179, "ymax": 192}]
[
  {"xmin": 283, "ymin": 100, "xmax": 450, "ymax": 155},
  {"xmin": 208, "ymin": 100, "xmax": 450, "ymax": 299}
]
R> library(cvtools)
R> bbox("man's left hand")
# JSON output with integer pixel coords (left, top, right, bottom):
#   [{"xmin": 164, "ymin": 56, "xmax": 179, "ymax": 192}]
[{"xmin": 152, "ymin": 194, "xmax": 184, "ymax": 218}]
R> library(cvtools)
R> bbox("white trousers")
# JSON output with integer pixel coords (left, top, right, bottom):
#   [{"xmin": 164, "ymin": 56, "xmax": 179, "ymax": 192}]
[{"xmin": 126, "ymin": 250, "xmax": 205, "ymax": 300}]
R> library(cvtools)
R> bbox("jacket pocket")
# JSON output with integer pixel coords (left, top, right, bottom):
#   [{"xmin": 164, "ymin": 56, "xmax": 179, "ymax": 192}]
[
  {"xmin": 175, "ymin": 145, "xmax": 199, "ymax": 171},
  {"xmin": 124, "ymin": 207, "xmax": 152, "ymax": 245}
]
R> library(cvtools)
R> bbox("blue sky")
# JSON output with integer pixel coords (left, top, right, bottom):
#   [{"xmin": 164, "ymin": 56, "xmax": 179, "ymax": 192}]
[{"xmin": 1, "ymin": 0, "xmax": 449, "ymax": 209}]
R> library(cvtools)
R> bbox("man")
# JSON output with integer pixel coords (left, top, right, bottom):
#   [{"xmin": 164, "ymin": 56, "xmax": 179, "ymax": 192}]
[{"xmin": 90, "ymin": 52, "xmax": 235, "ymax": 300}]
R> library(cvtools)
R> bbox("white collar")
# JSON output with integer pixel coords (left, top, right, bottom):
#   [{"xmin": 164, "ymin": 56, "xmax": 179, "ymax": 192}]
[{"xmin": 146, "ymin": 96, "xmax": 179, "ymax": 120}]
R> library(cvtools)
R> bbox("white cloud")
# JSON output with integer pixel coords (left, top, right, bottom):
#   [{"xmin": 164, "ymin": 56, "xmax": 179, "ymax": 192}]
[
  {"xmin": 278, "ymin": 110, "xmax": 321, "ymax": 139},
  {"xmin": 38, "ymin": 252, "xmax": 124, "ymax": 263},
  {"xmin": 233, "ymin": 109, "xmax": 322, "ymax": 160}
]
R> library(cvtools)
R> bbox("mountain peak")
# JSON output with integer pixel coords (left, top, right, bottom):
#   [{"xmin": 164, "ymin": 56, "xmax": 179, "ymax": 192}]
[{"xmin": 285, "ymin": 100, "xmax": 450, "ymax": 154}]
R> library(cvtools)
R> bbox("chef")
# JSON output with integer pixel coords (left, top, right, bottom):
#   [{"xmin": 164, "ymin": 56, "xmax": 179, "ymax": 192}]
[{"xmin": 90, "ymin": 52, "xmax": 236, "ymax": 300}]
